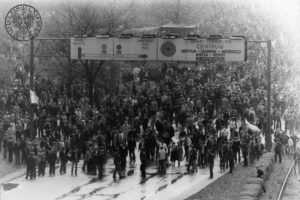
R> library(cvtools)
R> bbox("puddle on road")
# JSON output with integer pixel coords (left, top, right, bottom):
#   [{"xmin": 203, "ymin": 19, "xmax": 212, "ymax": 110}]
[
  {"xmin": 127, "ymin": 169, "xmax": 134, "ymax": 176},
  {"xmin": 70, "ymin": 186, "xmax": 80, "ymax": 193},
  {"xmin": 2, "ymin": 183, "xmax": 19, "ymax": 191}
]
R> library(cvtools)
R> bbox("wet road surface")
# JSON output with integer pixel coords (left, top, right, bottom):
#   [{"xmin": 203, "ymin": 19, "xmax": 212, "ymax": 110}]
[{"xmin": 1, "ymin": 150, "xmax": 227, "ymax": 200}]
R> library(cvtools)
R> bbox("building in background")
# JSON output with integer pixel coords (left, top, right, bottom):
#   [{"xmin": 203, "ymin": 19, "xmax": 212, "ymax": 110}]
[{"xmin": 128, "ymin": 22, "xmax": 198, "ymax": 37}]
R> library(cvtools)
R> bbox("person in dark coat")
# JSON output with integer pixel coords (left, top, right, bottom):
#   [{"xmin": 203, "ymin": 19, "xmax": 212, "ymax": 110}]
[
  {"xmin": 127, "ymin": 133, "xmax": 136, "ymax": 163},
  {"xmin": 219, "ymin": 143, "xmax": 227, "ymax": 172},
  {"xmin": 7, "ymin": 137, "xmax": 14, "ymax": 162},
  {"xmin": 241, "ymin": 140, "xmax": 248, "ymax": 166},
  {"xmin": 59, "ymin": 147, "xmax": 68, "ymax": 174},
  {"xmin": 187, "ymin": 145, "xmax": 197, "ymax": 173},
  {"xmin": 232, "ymin": 136, "xmax": 241, "ymax": 163},
  {"xmin": 71, "ymin": 148, "xmax": 80, "ymax": 176},
  {"xmin": 26, "ymin": 152, "xmax": 36, "ymax": 180},
  {"xmin": 14, "ymin": 140, "xmax": 21, "ymax": 165},
  {"xmin": 206, "ymin": 137, "xmax": 215, "ymax": 178},
  {"xmin": 207, "ymin": 148, "xmax": 215, "ymax": 178},
  {"xmin": 2, "ymin": 134, "xmax": 8, "ymax": 159},
  {"xmin": 38, "ymin": 151, "xmax": 46, "ymax": 176},
  {"xmin": 97, "ymin": 148, "xmax": 106, "ymax": 179},
  {"xmin": 140, "ymin": 147, "xmax": 147, "ymax": 178},
  {"xmin": 119, "ymin": 143, "xmax": 128, "ymax": 177},
  {"xmin": 274, "ymin": 139, "xmax": 282, "ymax": 163},
  {"xmin": 0, "ymin": 122, "xmax": 3, "ymax": 152},
  {"xmin": 48, "ymin": 149, "xmax": 57, "ymax": 176},
  {"xmin": 113, "ymin": 148, "xmax": 122, "ymax": 179},
  {"xmin": 227, "ymin": 142, "xmax": 235, "ymax": 173}
]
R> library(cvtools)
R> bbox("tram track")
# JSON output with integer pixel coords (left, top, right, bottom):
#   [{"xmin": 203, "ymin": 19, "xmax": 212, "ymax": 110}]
[{"xmin": 277, "ymin": 160, "xmax": 295, "ymax": 200}]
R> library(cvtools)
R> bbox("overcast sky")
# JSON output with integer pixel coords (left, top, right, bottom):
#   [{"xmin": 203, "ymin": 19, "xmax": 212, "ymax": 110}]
[{"xmin": 1, "ymin": 0, "xmax": 299, "ymax": 51}]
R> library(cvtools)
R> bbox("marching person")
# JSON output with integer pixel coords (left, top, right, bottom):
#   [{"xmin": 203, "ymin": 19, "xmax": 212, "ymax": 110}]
[
  {"xmin": 187, "ymin": 145, "xmax": 197, "ymax": 173},
  {"xmin": 26, "ymin": 152, "xmax": 36, "ymax": 180},
  {"xmin": 97, "ymin": 147, "xmax": 106, "ymax": 179},
  {"xmin": 241, "ymin": 140, "xmax": 248, "ymax": 166},
  {"xmin": 38, "ymin": 151, "xmax": 46, "ymax": 176},
  {"xmin": 14, "ymin": 139, "xmax": 21, "ymax": 165},
  {"xmin": 59, "ymin": 147, "xmax": 68, "ymax": 174},
  {"xmin": 206, "ymin": 136, "xmax": 215, "ymax": 178},
  {"xmin": 158, "ymin": 145, "xmax": 167, "ymax": 174},
  {"xmin": 274, "ymin": 138, "xmax": 282, "ymax": 163},
  {"xmin": 71, "ymin": 147, "xmax": 80, "ymax": 176},
  {"xmin": 8, "ymin": 137, "xmax": 14, "ymax": 162},
  {"xmin": 48, "ymin": 148, "xmax": 57, "ymax": 176},
  {"xmin": 3, "ymin": 134, "xmax": 8, "ymax": 159},
  {"xmin": 140, "ymin": 147, "xmax": 147, "ymax": 178},
  {"xmin": 119, "ymin": 142, "xmax": 128, "ymax": 178},
  {"xmin": 113, "ymin": 148, "xmax": 122, "ymax": 179},
  {"xmin": 227, "ymin": 142, "xmax": 235, "ymax": 173},
  {"xmin": 127, "ymin": 133, "xmax": 136, "ymax": 163}
]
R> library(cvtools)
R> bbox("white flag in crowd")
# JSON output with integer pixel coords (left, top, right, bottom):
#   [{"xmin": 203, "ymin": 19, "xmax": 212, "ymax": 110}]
[{"xmin": 30, "ymin": 90, "xmax": 39, "ymax": 104}]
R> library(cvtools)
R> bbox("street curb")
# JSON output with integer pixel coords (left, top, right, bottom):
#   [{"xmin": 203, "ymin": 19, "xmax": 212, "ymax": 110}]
[
  {"xmin": 239, "ymin": 152, "xmax": 275, "ymax": 200},
  {"xmin": 0, "ymin": 169, "xmax": 26, "ymax": 186}
]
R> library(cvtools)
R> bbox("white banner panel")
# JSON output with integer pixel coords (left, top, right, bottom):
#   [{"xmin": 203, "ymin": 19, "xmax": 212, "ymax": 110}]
[
  {"xmin": 70, "ymin": 37, "xmax": 246, "ymax": 62},
  {"xmin": 185, "ymin": 38, "xmax": 246, "ymax": 62},
  {"xmin": 71, "ymin": 37, "xmax": 113, "ymax": 60},
  {"xmin": 136, "ymin": 38, "xmax": 158, "ymax": 60},
  {"xmin": 113, "ymin": 38, "xmax": 157, "ymax": 60}
]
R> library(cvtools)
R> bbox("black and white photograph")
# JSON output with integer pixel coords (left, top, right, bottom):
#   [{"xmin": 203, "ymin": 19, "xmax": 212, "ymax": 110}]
[{"xmin": 0, "ymin": 0, "xmax": 299, "ymax": 199}]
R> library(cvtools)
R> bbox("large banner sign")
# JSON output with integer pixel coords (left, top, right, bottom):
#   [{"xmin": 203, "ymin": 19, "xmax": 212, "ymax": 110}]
[{"xmin": 71, "ymin": 37, "xmax": 246, "ymax": 62}]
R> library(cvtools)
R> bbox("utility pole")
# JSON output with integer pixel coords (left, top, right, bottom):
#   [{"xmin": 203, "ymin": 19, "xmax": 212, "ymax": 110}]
[
  {"xmin": 30, "ymin": 39, "xmax": 35, "ymax": 140},
  {"xmin": 266, "ymin": 39, "xmax": 272, "ymax": 151}
]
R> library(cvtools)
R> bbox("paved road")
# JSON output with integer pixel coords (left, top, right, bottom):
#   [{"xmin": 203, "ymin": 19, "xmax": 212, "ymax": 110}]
[
  {"xmin": 0, "ymin": 122, "xmax": 236, "ymax": 200},
  {"xmin": 0, "ymin": 147, "xmax": 229, "ymax": 200},
  {"xmin": 0, "ymin": 153, "xmax": 24, "ymax": 179}
]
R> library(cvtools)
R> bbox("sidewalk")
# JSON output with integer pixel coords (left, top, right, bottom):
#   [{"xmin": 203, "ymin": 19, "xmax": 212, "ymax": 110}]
[{"xmin": 0, "ymin": 156, "xmax": 25, "ymax": 185}]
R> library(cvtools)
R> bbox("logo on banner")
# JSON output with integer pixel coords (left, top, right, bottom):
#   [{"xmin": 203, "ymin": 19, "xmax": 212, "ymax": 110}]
[
  {"xmin": 161, "ymin": 41, "xmax": 176, "ymax": 57},
  {"xmin": 5, "ymin": 4, "xmax": 42, "ymax": 41},
  {"xmin": 116, "ymin": 44, "xmax": 122, "ymax": 54},
  {"xmin": 101, "ymin": 44, "xmax": 107, "ymax": 54}
]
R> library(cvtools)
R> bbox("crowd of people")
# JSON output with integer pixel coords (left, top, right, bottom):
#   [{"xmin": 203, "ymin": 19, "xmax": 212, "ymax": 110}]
[{"xmin": 0, "ymin": 60, "xmax": 298, "ymax": 181}]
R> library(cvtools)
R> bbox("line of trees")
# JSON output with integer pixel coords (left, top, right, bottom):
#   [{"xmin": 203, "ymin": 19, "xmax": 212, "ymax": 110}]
[{"xmin": 0, "ymin": 0, "xmax": 293, "ymax": 107}]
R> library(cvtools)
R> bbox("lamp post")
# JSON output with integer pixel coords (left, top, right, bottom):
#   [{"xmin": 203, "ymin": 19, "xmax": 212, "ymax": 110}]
[
  {"xmin": 30, "ymin": 38, "xmax": 35, "ymax": 140},
  {"xmin": 266, "ymin": 39, "xmax": 272, "ymax": 152},
  {"xmin": 247, "ymin": 39, "xmax": 272, "ymax": 151}
]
